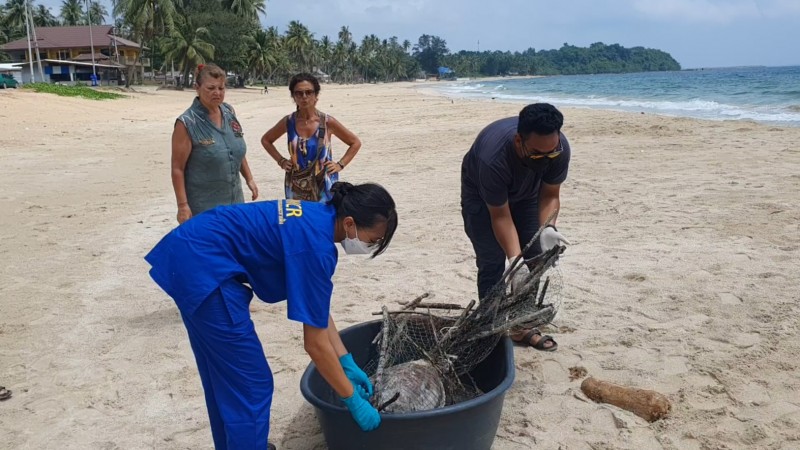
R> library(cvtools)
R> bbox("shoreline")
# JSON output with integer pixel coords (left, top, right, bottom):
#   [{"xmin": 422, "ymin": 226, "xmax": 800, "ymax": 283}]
[{"xmin": 408, "ymin": 70, "xmax": 800, "ymax": 129}]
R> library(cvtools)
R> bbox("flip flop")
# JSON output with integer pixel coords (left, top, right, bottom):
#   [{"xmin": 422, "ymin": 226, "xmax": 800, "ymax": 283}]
[
  {"xmin": 268, "ymin": 443, "xmax": 276, "ymax": 450},
  {"xmin": 0, "ymin": 386, "xmax": 12, "ymax": 401},
  {"xmin": 513, "ymin": 328, "xmax": 558, "ymax": 352}
]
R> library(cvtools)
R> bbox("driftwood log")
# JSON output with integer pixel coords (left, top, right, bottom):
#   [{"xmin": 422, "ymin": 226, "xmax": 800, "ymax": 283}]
[{"xmin": 580, "ymin": 377, "xmax": 671, "ymax": 422}]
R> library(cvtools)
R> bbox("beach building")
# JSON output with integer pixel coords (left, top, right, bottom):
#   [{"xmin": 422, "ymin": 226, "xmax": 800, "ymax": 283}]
[{"xmin": 0, "ymin": 25, "xmax": 147, "ymax": 85}]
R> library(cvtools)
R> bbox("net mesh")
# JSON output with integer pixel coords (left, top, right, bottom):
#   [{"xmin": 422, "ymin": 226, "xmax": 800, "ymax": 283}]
[{"xmin": 365, "ymin": 223, "xmax": 565, "ymax": 412}]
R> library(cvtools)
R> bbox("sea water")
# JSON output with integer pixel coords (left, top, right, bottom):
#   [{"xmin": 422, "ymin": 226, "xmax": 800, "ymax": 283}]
[{"xmin": 432, "ymin": 66, "xmax": 800, "ymax": 127}]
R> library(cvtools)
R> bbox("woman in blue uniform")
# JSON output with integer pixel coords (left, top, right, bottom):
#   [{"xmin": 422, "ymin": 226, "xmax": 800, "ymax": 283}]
[{"xmin": 145, "ymin": 181, "xmax": 397, "ymax": 450}]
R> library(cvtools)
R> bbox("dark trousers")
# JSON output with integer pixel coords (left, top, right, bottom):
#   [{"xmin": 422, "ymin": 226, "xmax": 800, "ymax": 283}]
[
  {"xmin": 179, "ymin": 279, "xmax": 273, "ymax": 450},
  {"xmin": 462, "ymin": 199, "xmax": 540, "ymax": 300}
]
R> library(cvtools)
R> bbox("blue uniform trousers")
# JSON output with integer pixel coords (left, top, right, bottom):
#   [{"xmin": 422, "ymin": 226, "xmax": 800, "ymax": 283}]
[{"xmin": 179, "ymin": 279, "xmax": 274, "ymax": 450}]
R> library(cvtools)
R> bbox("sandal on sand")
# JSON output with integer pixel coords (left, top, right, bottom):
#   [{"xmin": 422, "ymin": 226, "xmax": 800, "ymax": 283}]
[
  {"xmin": 268, "ymin": 443, "xmax": 276, "ymax": 450},
  {"xmin": 0, "ymin": 386, "xmax": 12, "ymax": 401},
  {"xmin": 513, "ymin": 328, "xmax": 558, "ymax": 352}
]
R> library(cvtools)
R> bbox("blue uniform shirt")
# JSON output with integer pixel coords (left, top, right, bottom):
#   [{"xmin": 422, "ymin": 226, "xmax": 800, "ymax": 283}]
[{"xmin": 144, "ymin": 200, "xmax": 337, "ymax": 328}]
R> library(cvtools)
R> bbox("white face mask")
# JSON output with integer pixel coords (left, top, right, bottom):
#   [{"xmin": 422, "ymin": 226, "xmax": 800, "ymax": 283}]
[{"xmin": 341, "ymin": 225, "xmax": 375, "ymax": 255}]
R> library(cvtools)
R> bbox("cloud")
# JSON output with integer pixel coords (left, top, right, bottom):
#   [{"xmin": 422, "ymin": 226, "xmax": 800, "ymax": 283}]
[
  {"xmin": 332, "ymin": 0, "xmax": 431, "ymax": 22},
  {"xmin": 631, "ymin": 0, "xmax": 800, "ymax": 24}
]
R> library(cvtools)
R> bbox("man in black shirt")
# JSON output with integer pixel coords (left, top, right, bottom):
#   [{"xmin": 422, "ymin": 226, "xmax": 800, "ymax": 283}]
[{"xmin": 461, "ymin": 103, "xmax": 571, "ymax": 351}]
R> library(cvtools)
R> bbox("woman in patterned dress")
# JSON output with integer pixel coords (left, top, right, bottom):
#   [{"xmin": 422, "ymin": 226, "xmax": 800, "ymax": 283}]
[{"xmin": 260, "ymin": 73, "xmax": 361, "ymax": 202}]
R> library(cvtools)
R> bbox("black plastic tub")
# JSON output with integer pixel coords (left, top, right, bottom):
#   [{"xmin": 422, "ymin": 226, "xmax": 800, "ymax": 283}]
[{"xmin": 300, "ymin": 320, "xmax": 515, "ymax": 450}]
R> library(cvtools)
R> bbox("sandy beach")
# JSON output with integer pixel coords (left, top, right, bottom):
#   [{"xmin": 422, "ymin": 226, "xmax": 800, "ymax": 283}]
[{"xmin": 1, "ymin": 81, "xmax": 799, "ymax": 449}]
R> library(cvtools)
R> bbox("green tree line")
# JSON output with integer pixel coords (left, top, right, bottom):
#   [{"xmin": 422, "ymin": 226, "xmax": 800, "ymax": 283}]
[{"xmin": 1, "ymin": 0, "xmax": 681, "ymax": 80}]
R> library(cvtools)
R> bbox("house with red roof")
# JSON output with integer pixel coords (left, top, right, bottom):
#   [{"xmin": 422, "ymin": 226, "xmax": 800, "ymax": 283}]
[{"xmin": 0, "ymin": 25, "xmax": 148, "ymax": 85}]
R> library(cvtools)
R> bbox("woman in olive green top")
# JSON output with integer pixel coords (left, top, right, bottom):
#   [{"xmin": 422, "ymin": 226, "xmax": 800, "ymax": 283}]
[{"xmin": 171, "ymin": 63, "xmax": 259, "ymax": 223}]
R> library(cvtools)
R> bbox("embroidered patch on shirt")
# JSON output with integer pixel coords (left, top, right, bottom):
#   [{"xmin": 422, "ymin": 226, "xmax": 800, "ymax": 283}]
[{"xmin": 231, "ymin": 120, "xmax": 244, "ymax": 137}]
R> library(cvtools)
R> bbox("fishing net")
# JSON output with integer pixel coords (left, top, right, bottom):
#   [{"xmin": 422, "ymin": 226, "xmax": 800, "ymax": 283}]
[{"xmin": 365, "ymin": 221, "xmax": 565, "ymax": 413}]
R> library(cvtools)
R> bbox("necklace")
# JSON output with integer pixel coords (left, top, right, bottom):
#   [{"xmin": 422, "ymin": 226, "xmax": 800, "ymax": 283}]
[{"xmin": 297, "ymin": 110, "xmax": 316, "ymax": 125}]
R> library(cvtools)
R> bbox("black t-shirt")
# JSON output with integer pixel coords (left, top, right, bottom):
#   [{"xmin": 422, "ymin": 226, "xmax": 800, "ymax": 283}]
[{"xmin": 461, "ymin": 117, "xmax": 571, "ymax": 207}]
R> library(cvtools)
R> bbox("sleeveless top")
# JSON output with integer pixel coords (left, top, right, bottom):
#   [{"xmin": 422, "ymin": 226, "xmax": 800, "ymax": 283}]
[
  {"xmin": 285, "ymin": 111, "xmax": 337, "ymax": 202},
  {"xmin": 177, "ymin": 97, "xmax": 246, "ymax": 215}
]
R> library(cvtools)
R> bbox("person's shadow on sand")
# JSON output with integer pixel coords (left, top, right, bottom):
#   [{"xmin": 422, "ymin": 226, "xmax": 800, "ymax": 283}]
[{"xmin": 279, "ymin": 403, "xmax": 327, "ymax": 449}]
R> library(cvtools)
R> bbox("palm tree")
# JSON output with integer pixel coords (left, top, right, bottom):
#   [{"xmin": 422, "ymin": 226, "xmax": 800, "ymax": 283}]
[
  {"xmin": 113, "ymin": 0, "xmax": 176, "ymax": 33},
  {"xmin": 329, "ymin": 41, "xmax": 347, "ymax": 82},
  {"xmin": 331, "ymin": 26, "xmax": 358, "ymax": 82},
  {"xmin": 272, "ymin": 28, "xmax": 292, "ymax": 81},
  {"xmin": 244, "ymin": 27, "xmax": 275, "ymax": 81},
  {"xmin": 221, "ymin": 0, "xmax": 265, "ymax": 21},
  {"xmin": 114, "ymin": 0, "xmax": 178, "ymax": 84},
  {"xmin": 284, "ymin": 20, "xmax": 313, "ymax": 72},
  {"xmin": 33, "ymin": 5, "xmax": 59, "ymax": 27},
  {"xmin": 0, "ymin": 21, "xmax": 7, "ymax": 46},
  {"xmin": 337, "ymin": 25, "xmax": 351, "ymax": 47},
  {"xmin": 160, "ymin": 16, "xmax": 214, "ymax": 87},
  {"xmin": 59, "ymin": 0, "xmax": 83, "ymax": 25},
  {"xmin": 358, "ymin": 34, "xmax": 380, "ymax": 82},
  {"xmin": 114, "ymin": 0, "xmax": 177, "ymax": 53},
  {"xmin": 317, "ymin": 34, "xmax": 332, "ymax": 74},
  {"xmin": 3, "ymin": 0, "xmax": 30, "ymax": 33},
  {"xmin": 87, "ymin": 1, "xmax": 107, "ymax": 25}
]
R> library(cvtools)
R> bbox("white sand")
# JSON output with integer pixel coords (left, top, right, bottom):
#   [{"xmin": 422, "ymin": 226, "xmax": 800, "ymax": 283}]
[{"xmin": 1, "ymin": 82, "xmax": 799, "ymax": 449}]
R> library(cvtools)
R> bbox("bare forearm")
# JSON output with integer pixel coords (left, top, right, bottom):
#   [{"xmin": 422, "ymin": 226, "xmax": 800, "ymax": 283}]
[
  {"xmin": 538, "ymin": 195, "xmax": 560, "ymax": 227},
  {"xmin": 262, "ymin": 140, "xmax": 285, "ymax": 164},
  {"xmin": 491, "ymin": 213, "xmax": 522, "ymax": 258},
  {"xmin": 305, "ymin": 331, "xmax": 353, "ymax": 398},
  {"xmin": 240, "ymin": 157, "xmax": 254, "ymax": 182},
  {"xmin": 337, "ymin": 140, "xmax": 361, "ymax": 167},
  {"xmin": 171, "ymin": 168, "xmax": 188, "ymax": 206},
  {"xmin": 326, "ymin": 315, "xmax": 348, "ymax": 357}
]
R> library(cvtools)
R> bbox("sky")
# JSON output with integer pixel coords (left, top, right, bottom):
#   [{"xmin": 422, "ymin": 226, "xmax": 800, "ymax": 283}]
[{"xmin": 35, "ymin": 0, "xmax": 800, "ymax": 69}]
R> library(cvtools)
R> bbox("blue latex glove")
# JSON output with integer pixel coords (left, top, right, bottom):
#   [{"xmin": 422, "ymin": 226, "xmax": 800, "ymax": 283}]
[
  {"xmin": 342, "ymin": 389, "xmax": 381, "ymax": 431},
  {"xmin": 354, "ymin": 385, "xmax": 370, "ymax": 401},
  {"xmin": 339, "ymin": 353, "xmax": 373, "ymax": 397}
]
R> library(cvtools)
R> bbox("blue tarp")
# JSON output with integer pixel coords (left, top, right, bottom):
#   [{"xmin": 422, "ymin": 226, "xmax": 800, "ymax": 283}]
[{"xmin": 438, "ymin": 66, "xmax": 453, "ymax": 75}]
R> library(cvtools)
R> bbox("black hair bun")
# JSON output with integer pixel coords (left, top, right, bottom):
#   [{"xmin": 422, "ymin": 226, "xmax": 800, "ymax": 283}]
[
  {"xmin": 329, "ymin": 181, "xmax": 354, "ymax": 205},
  {"xmin": 330, "ymin": 181, "xmax": 354, "ymax": 196}
]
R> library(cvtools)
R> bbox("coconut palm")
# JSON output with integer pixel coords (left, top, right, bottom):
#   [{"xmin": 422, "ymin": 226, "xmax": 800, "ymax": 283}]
[
  {"xmin": 337, "ymin": 25, "xmax": 351, "ymax": 47},
  {"xmin": 0, "ymin": 8, "xmax": 13, "ymax": 49},
  {"xmin": 114, "ymin": 0, "xmax": 178, "ymax": 85},
  {"xmin": 87, "ymin": 1, "xmax": 107, "ymax": 25},
  {"xmin": 284, "ymin": 20, "xmax": 313, "ymax": 72},
  {"xmin": 221, "ymin": 0, "xmax": 265, "ymax": 21},
  {"xmin": 244, "ymin": 27, "xmax": 276, "ymax": 80},
  {"xmin": 330, "ymin": 26, "xmax": 354, "ymax": 83},
  {"xmin": 114, "ymin": 0, "xmax": 177, "ymax": 49},
  {"xmin": 59, "ymin": 0, "xmax": 82, "ymax": 25},
  {"xmin": 3, "ymin": 0, "xmax": 30, "ymax": 33},
  {"xmin": 317, "ymin": 34, "xmax": 332, "ymax": 74},
  {"xmin": 33, "ymin": 4, "xmax": 59, "ymax": 26},
  {"xmin": 358, "ymin": 33, "xmax": 380, "ymax": 82},
  {"xmin": 265, "ymin": 26, "xmax": 291, "ymax": 81},
  {"xmin": 160, "ymin": 16, "xmax": 214, "ymax": 87},
  {"xmin": 114, "ymin": 0, "xmax": 176, "ymax": 32}
]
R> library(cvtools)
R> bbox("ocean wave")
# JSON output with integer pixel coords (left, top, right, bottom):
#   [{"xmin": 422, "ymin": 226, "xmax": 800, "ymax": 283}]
[{"xmin": 433, "ymin": 87, "xmax": 800, "ymax": 125}]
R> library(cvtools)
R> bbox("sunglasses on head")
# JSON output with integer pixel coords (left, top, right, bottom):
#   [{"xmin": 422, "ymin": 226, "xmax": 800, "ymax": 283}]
[
  {"xmin": 293, "ymin": 89, "xmax": 316, "ymax": 98},
  {"xmin": 522, "ymin": 140, "xmax": 563, "ymax": 160}
]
